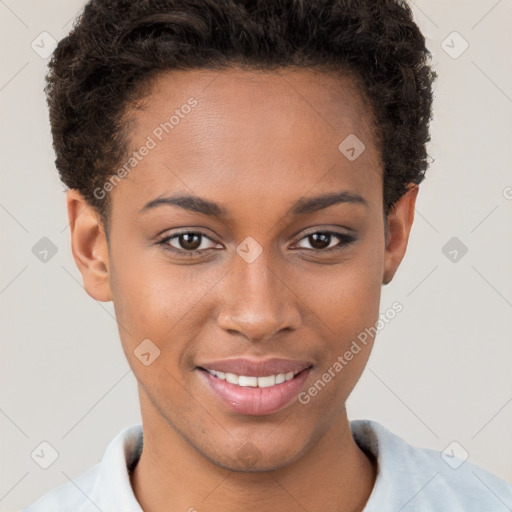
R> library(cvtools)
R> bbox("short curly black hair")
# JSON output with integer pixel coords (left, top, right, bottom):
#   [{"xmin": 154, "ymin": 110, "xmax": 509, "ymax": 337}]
[{"xmin": 45, "ymin": 0, "xmax": 436, "ymax": 239}]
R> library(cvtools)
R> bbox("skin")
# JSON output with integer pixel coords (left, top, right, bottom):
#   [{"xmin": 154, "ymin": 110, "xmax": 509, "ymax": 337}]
[{"xmin": 66, "ymin": 67, "xmax": 418, "ymax": 512}]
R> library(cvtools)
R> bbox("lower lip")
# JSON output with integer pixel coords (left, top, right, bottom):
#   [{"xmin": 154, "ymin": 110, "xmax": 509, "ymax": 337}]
[{"xmin": 198, "ymin": 368, "xmax": 311, "ymax": 416}]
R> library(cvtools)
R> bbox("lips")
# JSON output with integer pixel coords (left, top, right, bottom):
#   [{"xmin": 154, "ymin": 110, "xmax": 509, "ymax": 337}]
[
  {"xmin": 196, "ymin": 357, "xmax": 313, "ymax": 415},
  {"xmin": 197, "ymin": 357, "xmax": 312, "ymax": 377}
]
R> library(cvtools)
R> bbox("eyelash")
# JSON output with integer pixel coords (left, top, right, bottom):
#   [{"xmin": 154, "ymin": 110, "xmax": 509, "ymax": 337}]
[{"xmin": 156, "ymin": 230, "xmax": 357, "ymax": 257}]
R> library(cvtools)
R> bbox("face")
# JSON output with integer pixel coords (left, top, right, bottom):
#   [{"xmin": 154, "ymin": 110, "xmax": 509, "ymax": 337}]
[{"xmin": 68, "ymin": 67, "xmax": 417, "ymax": 472}]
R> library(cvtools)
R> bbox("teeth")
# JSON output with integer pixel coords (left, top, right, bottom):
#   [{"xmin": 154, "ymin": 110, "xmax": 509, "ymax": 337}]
[
  {"xmin": 238, "ymin": 375, "xmax": 258, "ymax": 387},
  {"xmin": 225, "ymin": 372, "xmax": 239, "ymax": 384},
  {"xmin": 275, "ymin": 373, "xmax": 285, "ymax": 384},
  {"xmin": 257, "ymin": 375, "xmax": 275, "ymax": 387},
  {"xmin": 206, "ymin": 369, "xmax": 298, "ymax": 387}
]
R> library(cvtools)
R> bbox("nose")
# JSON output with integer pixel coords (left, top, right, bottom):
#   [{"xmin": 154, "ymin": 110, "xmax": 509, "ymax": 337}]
[{"xmin": 216, "ymin": 249, "xmax": 302, "ymax": 343}]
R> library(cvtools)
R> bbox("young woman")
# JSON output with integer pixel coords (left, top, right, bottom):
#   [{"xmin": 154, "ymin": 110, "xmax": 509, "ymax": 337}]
[{"xmin": 24, "ymin": 1, "xmax": 512, "ymax": 511}]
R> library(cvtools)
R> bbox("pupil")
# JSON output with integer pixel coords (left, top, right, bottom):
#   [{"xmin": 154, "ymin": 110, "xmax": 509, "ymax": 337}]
[
  {"xmin": 180, "ymin": 233, "xmax": 201, "ymax": 250},
  {"xmin": 310, "ymin": 233, "xmax": 330, "ymax": 249}
]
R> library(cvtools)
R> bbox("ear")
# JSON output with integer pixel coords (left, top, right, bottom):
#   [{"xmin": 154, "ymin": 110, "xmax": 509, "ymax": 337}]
[
  {"xmin": 66, "ymin": 189, "xmax": 112, "ymax": 302},
  {"xmin": 382, "ymin": 184, "xmax": 419, "ymax": 285}
]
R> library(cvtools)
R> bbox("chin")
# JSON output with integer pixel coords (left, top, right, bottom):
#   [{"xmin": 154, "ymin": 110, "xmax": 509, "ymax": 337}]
[
  {"xmin": 198, "ymin": 434, "xmax": 310, "ymax": 473},
  {"xmin": 210, "ymin": 451, "xmax": 301, "ymax": 473}
]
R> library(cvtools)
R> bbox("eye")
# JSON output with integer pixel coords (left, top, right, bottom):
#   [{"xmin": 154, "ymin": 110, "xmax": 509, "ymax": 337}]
[
  {"xmin": 157, "ymin": 231, "xmax": 221, "ymax": 257},
  {"xmin": 292, "ymin": 230, "xmax": 357, "ymax": 253},
  {"xmin": 156, "ymin": 229, "xmax": 357, "ymax": 259}
]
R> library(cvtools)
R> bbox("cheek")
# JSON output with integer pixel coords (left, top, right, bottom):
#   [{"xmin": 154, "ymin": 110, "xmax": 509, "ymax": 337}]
[
  {"xmin": 109, "ymin": 249, "xmax": 223, "ymax": 365},
  {"xmin": 301, "ymin": 267, "xmax": 380, "ymax": 375},
  {"xmin": 292, "ymin": 235, "xmax": 383, "ymax": 389},
  {"xmin": 296, "ymin": 249, "xmax": 383, "ymax": 337},
  {"xmin": 295, "ymin": 267, "xmax": 379, "ymax": 418}
]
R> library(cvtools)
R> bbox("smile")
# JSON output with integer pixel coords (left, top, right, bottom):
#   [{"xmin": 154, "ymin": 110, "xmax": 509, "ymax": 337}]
[
  {"xmin": 197, "ymin": 366, "xmax": 312, "ymax": 416},
  {"xmin": 204, "ymin": 369, "xmax": 297, "ymax": 388}
]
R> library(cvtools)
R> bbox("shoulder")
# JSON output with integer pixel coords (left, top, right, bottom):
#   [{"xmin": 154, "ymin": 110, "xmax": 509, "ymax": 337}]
[
  {"xmin": 21, "ymin": 463, "xmax": 101, "ymax": 512},
  {"xmin": 351, "ymin": 419, "xmax": 512, "ymax": 512},
  {"xmin": 21, "ymin": 424, "xmax": 143, "ymax": 512}
]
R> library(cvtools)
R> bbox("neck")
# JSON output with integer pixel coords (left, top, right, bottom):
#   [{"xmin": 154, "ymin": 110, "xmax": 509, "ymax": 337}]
[{"xmin": 130, "ymin": 406, "xmax": 377, "ymax": 512}]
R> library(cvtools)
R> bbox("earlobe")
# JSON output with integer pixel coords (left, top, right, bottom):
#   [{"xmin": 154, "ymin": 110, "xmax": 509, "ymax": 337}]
[
  {"xmin": 382, "ymin": 185, "xmax": 419, "ymax": 285},
  {"xmin": 66, "ymin": 189, "xmax": 112, "ymax": 302}
]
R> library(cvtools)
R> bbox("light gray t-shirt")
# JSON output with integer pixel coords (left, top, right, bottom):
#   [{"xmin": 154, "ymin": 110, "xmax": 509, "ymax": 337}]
[{"xmin": 22, "ymin": 419, "xmax": 512, "ymax": 512}]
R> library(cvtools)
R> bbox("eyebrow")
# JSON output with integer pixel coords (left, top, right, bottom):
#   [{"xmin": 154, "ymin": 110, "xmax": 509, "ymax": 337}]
[{"xmin": 138, "ymin": 190, "xmax": 368, "ymax": 217}]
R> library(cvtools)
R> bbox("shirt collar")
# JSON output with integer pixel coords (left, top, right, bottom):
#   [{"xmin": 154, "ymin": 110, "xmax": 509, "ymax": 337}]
[
  {"xmin": 91, "ymin": 420, "xmax": 388, "ymax": 511},
  {"xmin": 93, "ymin": 423, "xmax": 144, "ymax": 512}
]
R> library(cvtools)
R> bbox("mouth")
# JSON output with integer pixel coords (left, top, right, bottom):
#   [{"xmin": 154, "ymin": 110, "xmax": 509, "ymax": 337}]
[
  {"xmin": 196, "ymin": 358, "xmax": 313, "ymax": 416},
  {"xmin": 200, "ymin": 367, "xmax": 306, "ymax": 388}
]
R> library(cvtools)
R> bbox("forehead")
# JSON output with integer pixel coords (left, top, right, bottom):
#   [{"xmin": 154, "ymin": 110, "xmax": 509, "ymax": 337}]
[
  {"xmin": 112, "ymin": 67, "xmax": 382, "ymax": 217},
  {"xmin": 132, "ymin": 66, "xmax": 377, "ymax": 148}
]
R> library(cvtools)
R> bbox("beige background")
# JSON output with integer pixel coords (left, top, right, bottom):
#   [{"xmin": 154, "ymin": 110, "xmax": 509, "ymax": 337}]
[{"xmin": 1, "ymin": 1, "xmax": 511, "ymax": 510}]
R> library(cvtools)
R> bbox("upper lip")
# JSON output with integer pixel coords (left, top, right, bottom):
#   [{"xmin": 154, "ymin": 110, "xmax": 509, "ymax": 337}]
[{"xmin": 198, "ymin": 357, "xmax": 313, "ymax": 377}]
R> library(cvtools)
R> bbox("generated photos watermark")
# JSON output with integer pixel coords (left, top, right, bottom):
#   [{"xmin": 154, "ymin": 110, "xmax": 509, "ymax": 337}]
[
  {"xmin": 298, "ymin": 301, "xmax": 403, "ymax": 405},
  {"xmin": 93, "ymin": 97, "xmax": 198, "ymax": 200}
]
